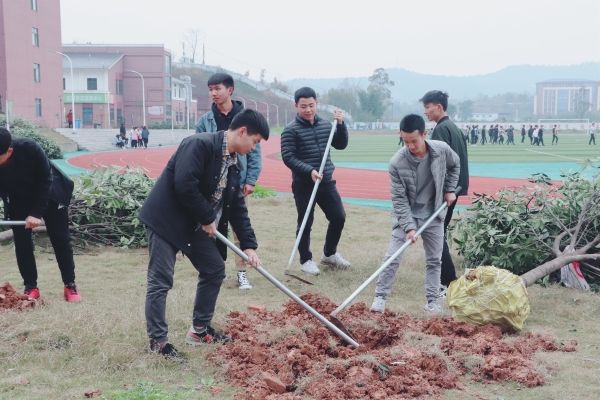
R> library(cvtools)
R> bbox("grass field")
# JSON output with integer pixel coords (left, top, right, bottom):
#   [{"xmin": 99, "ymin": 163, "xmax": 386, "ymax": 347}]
[
  {"xmin": 1, "ymin": 197, "xmax": 600, "ymax": 399},
  {"xmin": 332, "ymin": 130, "xmax": 600, "ymax": 164}
]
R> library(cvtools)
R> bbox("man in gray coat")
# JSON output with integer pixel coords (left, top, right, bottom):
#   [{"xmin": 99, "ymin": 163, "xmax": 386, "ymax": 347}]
[
  {"xmin": 371, "ymin": 114, "xmax": 460, "ymax": 314},
  {"xmin": 196, "ymin": 73, "xmax": 262, "ymax": 290}
]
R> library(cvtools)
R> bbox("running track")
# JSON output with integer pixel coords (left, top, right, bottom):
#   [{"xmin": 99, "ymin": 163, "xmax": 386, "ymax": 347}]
[{"xmin": 68, "ymin": 136, "xmax": 532, "ymax": 206}]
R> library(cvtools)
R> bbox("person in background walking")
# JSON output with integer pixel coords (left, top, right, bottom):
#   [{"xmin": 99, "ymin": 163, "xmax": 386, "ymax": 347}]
[
  {"xmin": 521, "ymin": 125, "xmax": 527, "ymax": 143},
  {"xmin": 551, "ymin": 124, "xmax": 559, "ymax": 145},
  {"xmin": 141, "ymin": 126, "xmax": 150, "ymax": 148},
  {"xmin": 589, "ymin": 122, "xmax": 597, "ymax": 145},
  {"xmin": 129, "ymin": 127, "xmax": 138, "ymax": 148},
  {"xmin": 66, "ymin": 109, "xmax": 73, "ymax": 129},
  {"xmin": 480, "ymin": 125, "xmax": 487, "ymax": 145},
  {"xmin": 537, "ymin": 125, "xmax": 545, "ymax": 146},
  {"xmin": 528, "ymin": 125, "xmax": 534, "ymax": 145}
]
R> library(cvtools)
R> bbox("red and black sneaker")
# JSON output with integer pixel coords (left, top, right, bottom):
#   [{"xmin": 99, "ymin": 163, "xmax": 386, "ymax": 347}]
[
  {"xmin": 24, "ymin": 287, "xmax": 41, "ymax": 300},
  {"xmin": 64, "ymin": 284, "xmax": 81, "ymax": 302},
  {"xmin": 185, "ymin": 325, "xmax": 232, "ymax": 346}
]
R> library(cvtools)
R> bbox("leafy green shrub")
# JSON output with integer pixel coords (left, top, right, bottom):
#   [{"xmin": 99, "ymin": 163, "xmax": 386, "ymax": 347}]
[
  {"xmin": 69, "ymin": 167, "xmax": 154, "ymax": 248},
  {"xmin": 252, "ymin": 183, "xmax": 276, "ymax": 198},
  {"xmin": 451, "ymin": 172, "xmax": 600, "ymax": 278},
  {"xmin": 0, "ymin": 116, "xmax": 63, "ymax": 159}
]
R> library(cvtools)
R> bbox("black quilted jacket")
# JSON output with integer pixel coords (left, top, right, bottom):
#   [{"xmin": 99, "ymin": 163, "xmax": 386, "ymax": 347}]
[{"xmin": 280, "ymin": 114, "xmax": 348, "ymax": 184}]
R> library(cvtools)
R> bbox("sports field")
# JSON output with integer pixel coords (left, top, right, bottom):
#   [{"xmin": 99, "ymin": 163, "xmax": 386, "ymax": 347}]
[{"xmin": 331, "ymin": 131, "xmax": 599, "ymax": 180}]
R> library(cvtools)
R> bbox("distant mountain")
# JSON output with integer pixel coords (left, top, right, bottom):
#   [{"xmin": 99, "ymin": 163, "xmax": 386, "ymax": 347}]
[{"xmin": 286, "ymin": 63, "xmax": 600, "ymax": 102}]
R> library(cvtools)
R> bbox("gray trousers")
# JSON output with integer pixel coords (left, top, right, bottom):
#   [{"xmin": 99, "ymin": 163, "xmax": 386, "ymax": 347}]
[
  {"xmin": 145, "ymin": 228, "xmax": 225, "ymax": 342},
  {"xmin": 375, "ymin": 217, "xmax": 444, "ymax": 303}
]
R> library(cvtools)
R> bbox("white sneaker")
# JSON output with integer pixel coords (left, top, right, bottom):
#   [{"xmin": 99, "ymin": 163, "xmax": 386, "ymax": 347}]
[
  {"xmin": 423, "ymin": 301, "xmax": 443, "ymax": 315},
  {"xmin": 370, "ymin": 295, "xmax": 386, "ymax": 313},
  {"xmin": 320, "ymin": 253, "xmax": 351, "ymax": 270},
  {"xmin": 300, "ymin": 260, "xmax": 320, "ymax": 276},
  {"xmin": 237, "ymin": 271, "xmax": 252, "ymax": 290}
]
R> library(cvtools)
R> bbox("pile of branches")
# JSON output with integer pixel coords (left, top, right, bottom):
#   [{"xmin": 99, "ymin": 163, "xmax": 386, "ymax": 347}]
[
  {"xmin": 452, "ymin": 170, "xmax": 600, "ymax": 288},
  {"xmin": 69, "ymin": 167, "xmax": 154, "ymax": 248}
]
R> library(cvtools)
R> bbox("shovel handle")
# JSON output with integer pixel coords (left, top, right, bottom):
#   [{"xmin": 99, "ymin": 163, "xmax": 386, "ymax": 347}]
[
  {"xmin": 331, "ymin": 186, "xmax": 461, "ymax": 316},
  {"xmin": 0, "ymin": 221, "xmax": 27, "ymax": 226},
  {"xmin": 215, "ymin": 231, "xmax": 359, "ymax": 348}
]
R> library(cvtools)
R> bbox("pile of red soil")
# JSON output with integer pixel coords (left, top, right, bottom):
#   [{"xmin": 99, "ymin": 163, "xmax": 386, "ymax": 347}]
[
  {"xmin": 0, "ymin": 282, "xmax": 40, "ymax": 311},
  {"xmin": 211, "ymin": 293, "xmax": 576, "ymax": 399}
]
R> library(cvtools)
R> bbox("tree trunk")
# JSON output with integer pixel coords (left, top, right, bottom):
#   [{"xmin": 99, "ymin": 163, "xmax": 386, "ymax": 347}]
[{"xmin": 520, "ymin": 253, "xmax": 600, "ymax": 287}]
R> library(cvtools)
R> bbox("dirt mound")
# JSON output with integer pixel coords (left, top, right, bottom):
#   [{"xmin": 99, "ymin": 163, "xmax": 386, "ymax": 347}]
[
  {"xmin": 211, "ymin": 293, "xmax": 576, "ymax": 399},
  {"xmin": 0, "ymin": 282, "xmax": 41, "ymax": 311}
]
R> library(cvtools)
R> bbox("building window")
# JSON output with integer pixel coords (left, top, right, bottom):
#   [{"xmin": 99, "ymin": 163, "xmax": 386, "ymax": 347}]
[
  {"xmin": 165, "ymin": 90, "xmax": 171, "ymax": 102},
  {"xmin": 63, "ymin": 78, "xmax": 66, "ymax": 90},
  {"xmin": 34, "ymin": 98, "xmax": 42, "ymax": 117},
  {"xmin": 31, "ymin": 0, "xmax": 38, "ymax": 11},
  {"xmin": 116, "ymin": 79, "xmax": 123, "ymax": 95},
  {"xmin": 33, "ymin": 63, "xmax": 41, "ymax": 82},
  {"xmin": 87, "ymin": 78, "xmax": 98, "ymax": 91},
  {"xmin": 32, "ymin": 27, "xmax": 39, "ymax": 47}
]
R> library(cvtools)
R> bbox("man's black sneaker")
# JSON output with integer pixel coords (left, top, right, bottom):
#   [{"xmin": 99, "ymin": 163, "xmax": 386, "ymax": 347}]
[
  {"xmin": 185, "ymin": 325, "xmax": 232, "ymax": 346},
  {"xmin": 149, "ymin": 339, "xmax": 186, "ymax": 361}
]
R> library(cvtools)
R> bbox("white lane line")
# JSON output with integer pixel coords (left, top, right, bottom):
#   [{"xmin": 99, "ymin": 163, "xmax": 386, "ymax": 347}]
[{"xmin": 524, "ymin": 149, "xmax": 584, "ymax": 162}]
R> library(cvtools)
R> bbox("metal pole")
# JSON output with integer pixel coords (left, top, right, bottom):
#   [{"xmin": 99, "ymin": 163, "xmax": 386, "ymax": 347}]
[
  {"xmin": 0, "ymin": 221, "xmax": 27, "ymax": 226},
  {"xmin": 214, "ymin": 231, "xmax": 359, "ymax": 348},
  {"xmin": 259, "ymin": 101, "xmax": 269, "ymax": 124},
  {"xmin": 286, "ymin": 121, "xmax": 337, "ymax": 270},
  {"xmin": 127, "ymin": 70, "xmax": 146, "ymax": 126},
  {"xmin": 56, "ymin": 51, "xmax": 75, "ymax": 133},
  {"xmin": 271, "ymin": 103, "xmax": 279, "ymax": 127}
]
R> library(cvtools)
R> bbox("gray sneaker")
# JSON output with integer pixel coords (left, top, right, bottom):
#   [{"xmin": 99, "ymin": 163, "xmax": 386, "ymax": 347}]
[
  {"xmin": 237, "ymin": 271, "xmax": 252, "ymax": 290},
  {"xmin": 300, "ymin": 260, "xmax": 320, "ymax": 275},
  {"xmin": 370, "ymin": 295, "xmax": 386, "ymax": 313},
  {"xmin": 423, "ymin": 301, "xmax": 443, "ymax": 315},
  {"xmin": 320, "ymin": 253, "xmax": 351, "ymax": 270}
]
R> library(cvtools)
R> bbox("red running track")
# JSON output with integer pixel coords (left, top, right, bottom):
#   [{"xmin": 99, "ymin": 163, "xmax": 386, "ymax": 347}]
[{"xmin": 68, "ymin": 136, "xmax": 532, "ymax": 205}]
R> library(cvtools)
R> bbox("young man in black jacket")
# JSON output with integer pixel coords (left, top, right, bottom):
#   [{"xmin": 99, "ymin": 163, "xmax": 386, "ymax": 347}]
[
  {"xmin": 0, "ymin": 128, "xmax": 80, "ymax": 302},
  {"xmin": 139, "ymin": 109, "xmax": 268, "ymax": 359},
  {"xmin": 281, "ymin": 87, "xmax": 350, "ymax": 276},
  {"xmin": 421, "ymin": 90, "xmax": 469, "ymax": 291}
]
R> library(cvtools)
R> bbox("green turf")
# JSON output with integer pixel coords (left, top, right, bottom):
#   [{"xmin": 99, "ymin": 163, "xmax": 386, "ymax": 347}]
[{"xmin": 332, "ymin": 131, "xmax": 599, "ymax": 163}]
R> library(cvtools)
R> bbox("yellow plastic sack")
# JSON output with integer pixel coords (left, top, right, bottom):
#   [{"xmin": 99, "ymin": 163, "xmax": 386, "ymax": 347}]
[{"xmin": 447, "ymin": 266, "xmax": 530, "ymax": 331}]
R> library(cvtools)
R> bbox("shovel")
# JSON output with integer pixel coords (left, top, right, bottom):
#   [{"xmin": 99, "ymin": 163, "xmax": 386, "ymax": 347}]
[
  {"xmin": 284, "ymin": 120, "xmax": 338, "ymax": 284},
  {"xmin": 215, "ymin": 231, "xmax": 359, "ymax": 348},
  {"xmin": 330, "ymin": 187, "xmax": 462, "ymax": 325}
]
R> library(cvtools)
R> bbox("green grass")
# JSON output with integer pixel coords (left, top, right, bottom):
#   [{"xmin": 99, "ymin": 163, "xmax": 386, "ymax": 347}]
[
  {"xmin": 1, "ymin": 197, "xmax": 599, "ymax": 399},
  {"xmin": 332, "ymin": 130, "xmax": 599, "ymax": 164}
]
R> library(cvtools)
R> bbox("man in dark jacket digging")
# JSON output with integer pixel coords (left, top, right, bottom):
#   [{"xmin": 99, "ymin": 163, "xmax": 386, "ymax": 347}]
[
  {"xmin": 0, "ymin": 127, "xmax": 80, "ymax": 302},
  {"xmin": 281, "ymin": 87, "xmax": 350, "ymax": 276},
  {"xmin": 139, "ymin": 109, "xmax": 269, "ymax": 359}
]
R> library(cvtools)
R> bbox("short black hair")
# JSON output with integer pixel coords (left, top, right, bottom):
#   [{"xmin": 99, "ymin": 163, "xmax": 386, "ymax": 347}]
[
  {"xmin": 0, "ymin": 127, "xmax": 12, "ymax": 155},
  {"xmin": 207, "ymin": 73, "xmax": 234, "ymax": 89},
  {"xmin": 230, "ymin": 109, "xmax": 270, "ymax": 140},
  {"xmin": 294, "ymin": 87, "xmax": 317, "ymax": 104},
  {"xmin": 420, "ymin": 90, "xmax": 449, "ymax": 111},
  {"xmin": 399, "ymin": 114, "xmax": 425, "ymax": 134}
]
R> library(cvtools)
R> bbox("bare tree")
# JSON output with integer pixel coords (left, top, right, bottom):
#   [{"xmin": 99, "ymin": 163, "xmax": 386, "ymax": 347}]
[{"xmin": 184, "ymin": 29, "xmax": 201, "ymax": 64}]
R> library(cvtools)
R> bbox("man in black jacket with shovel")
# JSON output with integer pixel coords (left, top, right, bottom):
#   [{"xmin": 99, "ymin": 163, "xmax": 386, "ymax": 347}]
[
  {"xmin": 139, "ymin": 109, "xmax": 269, "ymax": 359},
  {"xmin": 0, "ymin": 127, "xmax": 80, "ymax": 302}
]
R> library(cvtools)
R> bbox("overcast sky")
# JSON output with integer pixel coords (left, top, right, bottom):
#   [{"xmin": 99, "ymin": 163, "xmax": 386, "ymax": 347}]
[{"xmin": 60, "ymin": 0, "xmax": 600, "ymax": 81}]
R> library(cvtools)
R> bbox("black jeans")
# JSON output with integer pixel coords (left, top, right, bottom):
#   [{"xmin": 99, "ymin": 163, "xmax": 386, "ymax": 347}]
[
  {"xmin": 440, "ymin": 198, "xmax": 458, "ymax": 287},
  {"xmin": 292, "ymin": 179, "xmax": 346, "ymax": 264},
  {"xmin": 145, "ymin": 228, "xmax": 225, "ymax": 342},
  {"xmin": 11, "ymin": 201, "xmax": 76, "ymax": 289}
]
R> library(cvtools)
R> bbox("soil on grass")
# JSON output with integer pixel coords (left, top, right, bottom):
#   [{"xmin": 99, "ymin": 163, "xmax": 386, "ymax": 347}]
[
  {"xmin": 0, "ymin": 282, "xmax": 41, "ymax": 311},
  {"xmin": 211, "ymin": 293, "xmax": 577, "ymax": 400}
]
